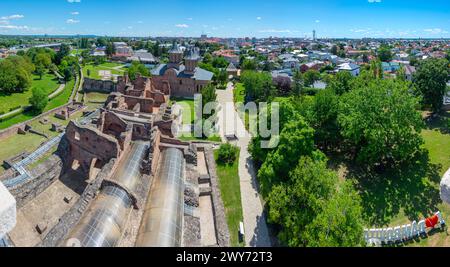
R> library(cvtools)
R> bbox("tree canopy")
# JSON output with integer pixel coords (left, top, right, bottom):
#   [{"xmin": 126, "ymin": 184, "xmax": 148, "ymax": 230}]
[
  {"xmin": 240, "ymin": 70, "xmax": 275, "ymax": 103},
  {"xmin": 267, "ymin": 157, "xmax": 365, "ymax": 247},
  {"xmin": 338, "ymin": 79, "xmax": 424, "ymax": 167},
  {"xmin": 29, "ymin": 87, "xmax": 48, "ymax": 114},
  {"xmin": 127, "ymin": 61, "xmax": 150, "ymax": 80},
  {"xmin": 413, "ymin": 58, "xmax": 450, "ymax": 113}
]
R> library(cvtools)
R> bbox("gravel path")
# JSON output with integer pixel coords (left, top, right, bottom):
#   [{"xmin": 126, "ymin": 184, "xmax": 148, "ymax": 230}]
[
  {"xmin": 216, "ymin": 82, "xmax": 272, "ymax": 247},
  {"xmin": 48, "ymin": 83, "xmax": 66, "ymax": 99}
]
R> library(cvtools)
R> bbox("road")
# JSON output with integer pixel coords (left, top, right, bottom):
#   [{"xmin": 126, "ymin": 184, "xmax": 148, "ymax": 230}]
[{"xmin": 216, "ymin": 82, "xmax": 272, "ymax": 247}]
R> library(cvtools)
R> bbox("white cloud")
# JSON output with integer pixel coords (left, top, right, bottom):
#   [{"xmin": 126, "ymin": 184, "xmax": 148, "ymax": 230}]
[
  {"xmin": 315, "ymin": 20, "xmax": 320, "ymax": 23},
  {"xmin": 0, "ymin": 14, "xmax": 24, "ymax": 20},
  {"xmin": 424, "ymin": 28, "xmax": 447, "ymax": 34},
  {"xmin": 187, "ymin": 18, "xmax": 193, "ymax": 21},
  {"xmin": 258, "ymin": 29, "xmax": 299, "ymax": 34},
  {"xmin": 71, "ymin": 11, "xmax": 79, "ymax": 15},
  {"xmin": 0, "ymin": 25, "xmax": 29, "ymax": 30},
  {"xmin": 256, "ymin": 17, "xmax": 262, "ymax": 20},
  {"xmin": 137, "ymin": 21, "xmax": 143, "ymax": 24},
  {"xmin": 368, "ymin": 0, "xmax": 382, "ymax": 3},
  {"xmin": 66, "ymin": 19, "xmax": 80, "ymax": 24},
  {"xmin": 67, "ymin": 0, "xmax": 81, "ymax": 3},
  {"xmin": 175, "ymin": 24, "xmax": 189, "ymax": 28}
]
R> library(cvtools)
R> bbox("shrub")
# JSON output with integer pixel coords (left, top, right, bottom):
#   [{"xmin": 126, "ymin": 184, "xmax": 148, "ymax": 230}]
[{"xmin": 217, "ymin": 143, "xmax": 239, "ymax": 165}]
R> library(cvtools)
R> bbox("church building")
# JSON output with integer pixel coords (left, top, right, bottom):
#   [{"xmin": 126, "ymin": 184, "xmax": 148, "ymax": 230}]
[{"xmin": 151, "ymin": 43, "xmax": 214, "ymax": 98}]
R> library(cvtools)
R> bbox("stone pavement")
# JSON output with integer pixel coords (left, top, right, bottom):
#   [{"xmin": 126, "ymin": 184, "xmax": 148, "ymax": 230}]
[{"xmin": 216, "ymin": 82, "xmax": 272, "ymax": 247}]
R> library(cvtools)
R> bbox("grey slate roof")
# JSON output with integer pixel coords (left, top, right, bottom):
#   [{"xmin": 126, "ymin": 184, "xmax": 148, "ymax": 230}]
[
  {"xmin": 169, "ymin": 43, "xmax": 183, "ymax": 54},
  {"xmin": 151, "ymin": 64, "xmax": 214, "ymax": 81}
]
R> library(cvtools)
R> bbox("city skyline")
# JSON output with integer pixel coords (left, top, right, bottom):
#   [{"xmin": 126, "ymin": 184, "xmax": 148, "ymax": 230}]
[{"xmin": 0, "ymin": 0, "xmax": 448, "ymax": 38}]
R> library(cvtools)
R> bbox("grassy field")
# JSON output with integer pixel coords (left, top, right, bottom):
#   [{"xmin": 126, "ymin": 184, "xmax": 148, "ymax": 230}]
[
  {"xmin": 84, "ymin": 92, "xmax": 109, "ymax": 111},
  {"xmin": 0, "ymin": 111, "xmax": 84, "ymax": 174},
  {"xmin": 332, "ymin": 111, "xmax": 450, "ymax": 247},
  {"xmin": 170, "ymin": 97, "xmax": 222, "ymax": 142},
  {"xmin": 0, "ymin": 75, "xmax": 76, "ymax": 130},
  {"xmin": 82, "ymin": 62, "xmax": 126, "ymax": 80},
  {"xmin": 233, "ymin": 83, "xmax": 245, "ymax": 104},
  {"xmin": 0, "ymin": 73, "xmax": 59, "ymax": 114},
  {"xmin": 171, "ymin": 98, "xmax": 195, "ymax": 124},
  {"xmin": 0, "ymin": 133, "xmax": 47, "ymax": 174},
  {"xmin": 45, "ymin": 79, "xmax": 75, "ymax": 112},
  {"xmin": 214, "ymin": 149, "xmax": 244, "ymax": 247}
]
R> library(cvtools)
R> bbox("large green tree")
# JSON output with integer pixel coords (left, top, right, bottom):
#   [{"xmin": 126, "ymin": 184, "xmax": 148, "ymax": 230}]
[
  {"xmin": 29, "ymin": 87, "xmax": 48, "ymax": 114},
  {"xmin": 303, "ymin": 69, "xmax": 320, "ymax": 87},
  {"xmin": 338, "ymin": 79, "xmax": 424, "ymax": 168},
  {"xmin": 0, "ymin": 56, "xmax": 33, "ymax": 93},
  {"xmin": 377, "ymin": 44, "xmax": 393, "ymax": 62},
  {"xmin": 303, "ymin": 181, "xmax": 365, "ymax": 247},
  {"xmin": 413, "ymin": 58, "xmax": 449, "ymax": 113},
  {"xmin": 240, "ymin": 70, "xmax": 275, "ymax": 103},
  {"xmin": 127, "ymin": 61, "xmax": 150, "ymax": 80},
  {"xmin": 267, "ymin": 157, "xmax": 365, "ymax": 247},
  {"xmin": 257, "ymin": 116, "xmax": 317, "ymax": 196},
  {"xmin": 327, "ymin": 71, "xmax": 353, "ymax": 95},
  {"xmin": 306, "ymin": 89, "xmax": 341, "ymax": 149}
]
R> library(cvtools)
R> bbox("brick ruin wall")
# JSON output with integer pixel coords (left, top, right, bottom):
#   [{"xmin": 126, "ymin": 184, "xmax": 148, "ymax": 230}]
[{"xmin": 82, "ymin": 78, "xmax": 116, "ymax": 94}]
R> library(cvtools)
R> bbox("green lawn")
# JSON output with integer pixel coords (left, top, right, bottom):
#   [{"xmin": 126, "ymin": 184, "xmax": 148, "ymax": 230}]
[
  {"xmin": 45, "ymin": 79, "xmax": 75, "ymax": 112},
  {"xmin": 0, "ymin": 76, "xmax": 75, "ymax": 130},
  {"xmin": 170, "ymin": 97, "xmax": 222, "ymax": 142},
  {"xmin": 171, "ymin": 98, "xmax": 195, "ymax": 124},
  {"xmin": 82, "ymin": 62, "xmax": 126, "ymax": 80},
  {"xmin": 339, "ymin": 111, "xmax": 450, "ymax": 247},
  {"xmin": 0, "ymin": 133, "xmax": 47, "ymax": 174},
  {"xmin": 233, "ymin": 83, "xmax": 245, "ymax": 104},
  {"xmin": 0, "ymin": 73, "xmax": 59, "ymax": 114},
  {"xmin": 0, "ymin": 110, "xmax": 84, "ymax": 174},
  {"xmin": 214, "ymin": 149, "xmax": 244, "ymax": 247},
  {"xmin": 86, "ymin": 92, "xmax": 109, "ymax": 103}
]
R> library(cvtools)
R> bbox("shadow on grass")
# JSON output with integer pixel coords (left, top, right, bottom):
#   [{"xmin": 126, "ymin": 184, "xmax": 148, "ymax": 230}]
[
  {"xmin": 347, "ymin": 150, "xmax": 442, "ymax": 227},
  {"xmin": 424, "ymin": 111, "xmax": 450, "ymax": 134}
]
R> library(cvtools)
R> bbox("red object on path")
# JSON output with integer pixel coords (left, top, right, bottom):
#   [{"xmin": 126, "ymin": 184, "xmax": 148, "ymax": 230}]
[{"xmin": 425, "ymin": 215, "xmax": 439, "ymax": 228}]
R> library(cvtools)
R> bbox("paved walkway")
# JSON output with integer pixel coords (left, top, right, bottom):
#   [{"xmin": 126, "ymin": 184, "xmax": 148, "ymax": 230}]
[
  {"xmin": 48, "ymin": 83, "xmax": 66, "ymax": 99},
  {"xmin": 216, "ymin": 82, "xmax": 272, "ymax": 247}
]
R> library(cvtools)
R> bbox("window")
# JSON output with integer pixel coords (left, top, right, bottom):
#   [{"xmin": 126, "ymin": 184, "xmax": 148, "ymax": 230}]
[
  {"xmin": 179, "ymin": 80, "xmax": 182, "ymax": 85},
  {"xmin": 74, "ymin": 132, "xmax": 80, "ymax": 141}
]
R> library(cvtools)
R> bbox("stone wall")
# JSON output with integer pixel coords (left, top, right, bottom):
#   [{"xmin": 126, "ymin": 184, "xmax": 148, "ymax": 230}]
[
  {"xmin": 83, "ymin": 78, "xmax": 116, "ymax": 94},
  {"xmin": 40, "ymin": 158, "xmax": 116, "ymax": 247},
  {"xmin": 8, "ymin": 155, "xmax": 63, "ymax": 209}
]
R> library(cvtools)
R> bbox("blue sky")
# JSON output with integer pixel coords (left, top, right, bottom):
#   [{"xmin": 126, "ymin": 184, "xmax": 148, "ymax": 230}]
[{"xmin": 0, "ymin": 0, "xmax": 449, "ymax": 38}]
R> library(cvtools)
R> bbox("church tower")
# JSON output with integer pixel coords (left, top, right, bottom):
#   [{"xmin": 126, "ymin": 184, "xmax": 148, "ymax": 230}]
[
  {"xmin": 168, "ymin": 43, "xmax": 183, "ymax": 69},
  {"xmin": 184, "ymin": 47, "xmax": 200, "ymax": 75}
]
